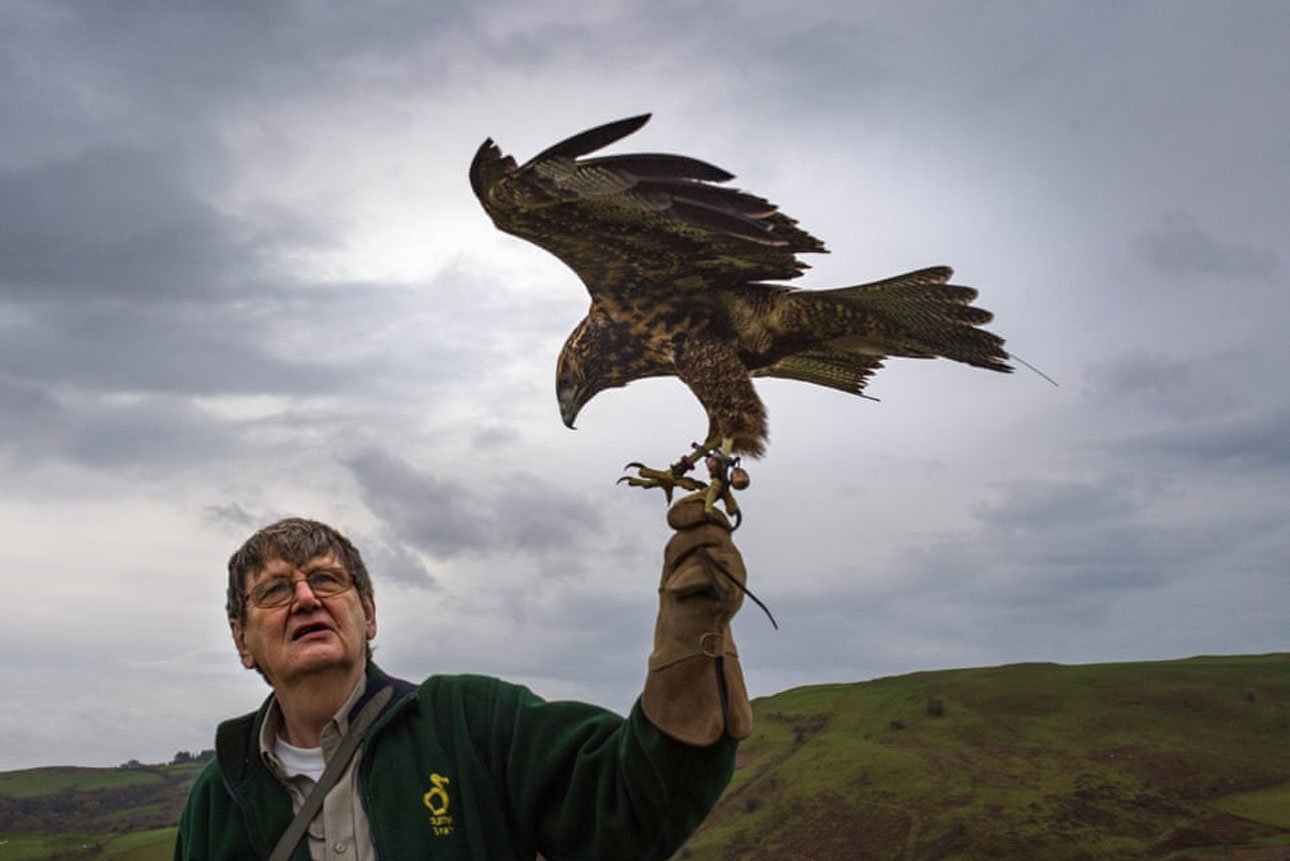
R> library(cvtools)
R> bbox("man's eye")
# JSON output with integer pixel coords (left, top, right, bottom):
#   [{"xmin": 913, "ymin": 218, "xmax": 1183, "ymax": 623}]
[
  {"xmin": 256, "ymin": 579, "xmax": 292, "ymax": 601},
  {"xmin": 310, "ymin": 571, "xmax": 343, "ymax": 590}
]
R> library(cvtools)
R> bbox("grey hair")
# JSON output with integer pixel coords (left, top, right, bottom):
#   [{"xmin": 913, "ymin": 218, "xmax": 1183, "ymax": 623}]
[{"xmin": 226, "ymin": 517, "xmax": 374, "ymax": 623}]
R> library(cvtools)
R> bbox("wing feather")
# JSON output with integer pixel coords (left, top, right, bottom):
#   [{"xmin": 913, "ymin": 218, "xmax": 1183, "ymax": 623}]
[
  {"xmin": 470, "ymin": 114, "xmax": 826, "ymax": 296},
  {"xmin": 583, "ymin": 153, "xmax": 735, "ymax": 182},
  {"xmin": 752, "ymin": 350, "xmax": 886, "ymax": 396},
  {"xmin": 530, "ymin": 114, "xmax": 652, "ymax": 161}
]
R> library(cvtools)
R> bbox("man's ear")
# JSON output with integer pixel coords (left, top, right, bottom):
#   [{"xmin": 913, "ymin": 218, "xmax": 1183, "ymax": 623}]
[
  {"xmin": 230, "ymin": 618, "xmax": 257, "ymax": 670},
  {"xmin": 363, "ymin": 595, "xmax": 377, "ymax": 641}
]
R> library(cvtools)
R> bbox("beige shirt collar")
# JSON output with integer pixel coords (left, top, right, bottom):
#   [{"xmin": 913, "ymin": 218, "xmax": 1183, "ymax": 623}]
[{"xmin": 259, "ymin": 673, "xmax": 368, "ymax": 776}]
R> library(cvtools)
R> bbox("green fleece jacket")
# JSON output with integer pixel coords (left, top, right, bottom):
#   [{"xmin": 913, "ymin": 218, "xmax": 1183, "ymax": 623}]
[{"xmin": 174, "ymin": 664, "xmax": 736, "ymax": 860}]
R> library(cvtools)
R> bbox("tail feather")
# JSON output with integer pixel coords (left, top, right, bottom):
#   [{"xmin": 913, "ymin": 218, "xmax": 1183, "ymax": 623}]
[{"xmin": 820, "ymin": 266, "xmax": 1013, "ymax": 373}]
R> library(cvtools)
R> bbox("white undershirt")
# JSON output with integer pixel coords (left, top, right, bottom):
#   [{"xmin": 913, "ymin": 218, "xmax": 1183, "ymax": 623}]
[{"xmin": 273, "ymin": 736, "xmax": 326, "ymax": 784}]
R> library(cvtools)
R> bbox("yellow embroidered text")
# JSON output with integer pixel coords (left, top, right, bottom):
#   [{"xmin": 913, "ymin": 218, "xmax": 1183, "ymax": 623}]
[{"xmin": 423, "ymin": 772, "xmax": 454, "ymax": 836}]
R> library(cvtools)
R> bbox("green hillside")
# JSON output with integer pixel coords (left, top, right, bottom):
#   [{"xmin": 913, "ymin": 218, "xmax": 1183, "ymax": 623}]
[
  {"xmin": 0, "ymin": 828, "xmax": 176, "ymax": 861},
  {"xmin": 3, "ymin": 655, "xmax": 1287, "ymax": 860},
  {"xmin": 0, "ymin": 762, "xmax": 200, "ymax": 860},
  {"xmin": 678, "ymin": 653, "xmax": 1290, "ymax": 860}
]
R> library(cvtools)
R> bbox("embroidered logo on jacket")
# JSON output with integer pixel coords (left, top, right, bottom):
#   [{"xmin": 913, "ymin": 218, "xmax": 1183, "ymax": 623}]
[{"xmin": 422, "ymin": 772, "xmax": 454, "ymax": 836}]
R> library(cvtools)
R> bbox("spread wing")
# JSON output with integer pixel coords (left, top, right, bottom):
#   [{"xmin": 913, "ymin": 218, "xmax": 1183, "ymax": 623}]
[{"xmin": 469, "ymin": 114, "xmax": 827, "ymax": 297}]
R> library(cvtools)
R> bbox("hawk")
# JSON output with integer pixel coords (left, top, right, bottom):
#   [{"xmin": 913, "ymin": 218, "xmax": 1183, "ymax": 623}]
[{"xmin": 470, "ymin": 114, "xmax": 1011, "ymax": 513}]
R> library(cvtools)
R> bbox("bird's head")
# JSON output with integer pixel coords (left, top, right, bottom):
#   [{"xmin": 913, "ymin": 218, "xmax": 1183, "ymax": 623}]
[
  {"xmin": 557, "ymin": 309, "xmax": 669, "ymax": 430},
  {"xmin": 555, "ymin": 311, "xmax": 633, "ymax": 430},
  {"xmin": 556, "ymin": 321, "xmax": 602, "ymax": 430}
]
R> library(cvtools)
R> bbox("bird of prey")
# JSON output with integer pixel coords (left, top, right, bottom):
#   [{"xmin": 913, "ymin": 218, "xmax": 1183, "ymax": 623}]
[{"xmin": 470, "ymin": 114, "xmax": 1011, "ymax": 515}]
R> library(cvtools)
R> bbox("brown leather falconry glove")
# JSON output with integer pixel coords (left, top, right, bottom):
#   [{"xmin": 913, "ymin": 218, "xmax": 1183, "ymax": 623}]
[{"xmin": 642, "ymin": 496, "xmax": 753, "ymax": 746}]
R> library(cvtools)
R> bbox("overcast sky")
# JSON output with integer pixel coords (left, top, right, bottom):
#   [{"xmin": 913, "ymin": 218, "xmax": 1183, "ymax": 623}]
[{"xmin": 2, "ymin": 0, "xmax": 1287, "ymax": 771}]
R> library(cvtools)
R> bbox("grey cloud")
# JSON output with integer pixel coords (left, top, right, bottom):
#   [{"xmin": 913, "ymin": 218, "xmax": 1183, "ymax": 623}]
[
  {"xmin": 202, "ymin": 502, "xmax": 261, "ymax": 532},
  {"xmin": 971, "ymin": 479, "xmax": 1138, "ymax": 531},
  {"xmin": 8, "ymin": 2, "xmax": 477, "ymax": 130},
  {"xmin": 472, "ymin": 425, "xmax": 522, "ymax": 450},
  {"xmin": 53, "ymin": 393, "xmax": 239, "ymax": 472},
  {"xmin": 362, "ymin": 542, "xmax": 436, "ymax": 590},
  {"xmin": 631, "ymin": 6, "xmax": 891, "ymax": 119},
  {"xmin": 705, "ymin": 16, "xmax": 895, "ymax": 121},
  {"xmin": 493, "ymin": 484, "xmax": 605, "ymax": 555},
  {"xmin": 345, "ymin": 448, "xmax": 492, "ymax": 559},
  {"xmin": 470, "ymin": 588, "xmax": 650, "ymax": 687},
  {"xmin": 0, "ymin": 291, "xmax": 435, "ymax": 472},
  {"xmin": 0, "ymin": 380, "xmax": 234, "ymax": 472},
  {"xmin": 344, "ymin": 447, "xmax": 604, "ymax": 566},
  {"xmin": 924, "ymin": 468, "xmax": 1286, "ymax": 608},
  {"xmin": 0, "ymin": 148, "xmax": 522, "ymax": 476},
  {"xmin": 0, "ymin": 147, "xmax": 252, "ymax": 300},
  {"xmin": 735, "ymin": 470, "xmax": 1289, "ymax": 683},
  {"xmin": 0, "ymin": 299, "xmax": 332, "ymax": 396},
  {"xmin": 910, "ymin": 522, "xmax": 1171, "ymax": 603},
  {"xmin": 1083, "ymin": 351, "xmax": 1243, "ymax": 420},
  {"xmin": 1133, "ymin": 212, "xmax": 1280, "ymax": 280},
  {"xmin": 0, "ymin": 143, "xmax": 372, "ymax": 404},
  {"xmin": 0, "ymin": 376, "xmax": 64, "ymax": 456},
  {"xmin": 1100, "ymin": 405, "xmax": 1290, "ymax": 474},
  {"xmin": 0, "ymin": 150, "xmax": 485, "ymax": 387},
  {"xmin": 875, "ymin": 475, "xmax": 1229, "ymax": 616}
]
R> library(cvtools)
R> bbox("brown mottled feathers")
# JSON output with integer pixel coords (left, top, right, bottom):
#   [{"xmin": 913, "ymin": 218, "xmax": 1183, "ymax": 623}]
[
  {"xmin": 471, "ymin": 114, "xmax": 824, "ymax": 291},
  {"xmin": 470, "ymin": 114, "xmax": 1012, "ymax": 457}
]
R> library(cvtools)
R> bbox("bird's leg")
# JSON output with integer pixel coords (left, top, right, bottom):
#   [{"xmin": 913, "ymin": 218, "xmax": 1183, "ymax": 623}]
[{"xmin": 697, "ymin": 438, "xmax": 745, "ymax": 528}]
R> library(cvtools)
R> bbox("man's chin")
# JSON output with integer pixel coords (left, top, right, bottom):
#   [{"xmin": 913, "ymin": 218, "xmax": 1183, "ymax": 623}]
[{"xmin": 277, "ymin": 642, "xmax": 356, "ymax": 679}]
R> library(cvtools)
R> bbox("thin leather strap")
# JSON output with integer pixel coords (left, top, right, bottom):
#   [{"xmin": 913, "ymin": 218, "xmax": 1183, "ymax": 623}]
[{"xmin": 267, "ymin": 685, "xmax": 393, "ymax": 861}]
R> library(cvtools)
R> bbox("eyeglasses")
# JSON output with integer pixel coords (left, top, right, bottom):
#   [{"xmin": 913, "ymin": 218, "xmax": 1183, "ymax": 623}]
[{"xmin": 248, "ymin": 567, "xmax": 355, "ymax": 609}]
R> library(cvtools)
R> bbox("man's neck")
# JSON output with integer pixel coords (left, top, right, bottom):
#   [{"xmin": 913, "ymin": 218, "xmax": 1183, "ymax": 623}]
[{"xmin": 272, "ymin": 663, "xmax": 366, "ymax": 748}]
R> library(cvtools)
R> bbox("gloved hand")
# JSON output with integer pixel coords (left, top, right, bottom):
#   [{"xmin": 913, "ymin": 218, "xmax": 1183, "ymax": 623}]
[{"xmin": 642, "ymin": 496, "xmax": 752, "ymax": 745}]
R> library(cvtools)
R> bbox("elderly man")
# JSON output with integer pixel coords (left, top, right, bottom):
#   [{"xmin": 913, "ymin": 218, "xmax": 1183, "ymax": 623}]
[{"xmin": 174, "ymin": 498, "xmax": 750, "ymax": 860}]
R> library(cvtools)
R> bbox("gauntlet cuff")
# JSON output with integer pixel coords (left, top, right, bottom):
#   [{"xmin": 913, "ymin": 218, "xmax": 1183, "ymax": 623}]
[{"xmin": 642, "ymin": 499, "xmax": 752, "ymax": 745}]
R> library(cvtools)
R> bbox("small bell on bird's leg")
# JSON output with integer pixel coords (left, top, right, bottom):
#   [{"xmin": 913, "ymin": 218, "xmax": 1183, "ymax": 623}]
[{"xmin": 697, "ymin": 446, "xmax": 746, "ymax": 529}]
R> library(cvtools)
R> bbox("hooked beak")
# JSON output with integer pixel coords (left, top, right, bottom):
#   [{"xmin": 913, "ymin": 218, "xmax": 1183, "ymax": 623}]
[{"xmin": 558, "ymin": 390, "xmax": 580, "ymax": 430}]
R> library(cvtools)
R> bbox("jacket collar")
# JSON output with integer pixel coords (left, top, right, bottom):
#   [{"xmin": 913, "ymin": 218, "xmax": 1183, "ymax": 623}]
[
  {"xmin": 219, "ymin": 662, "xmax": 415, "ymax": 776},
  {"xmin": 214, "ymin": 662, "xmax": 417, "ymax": 856}
]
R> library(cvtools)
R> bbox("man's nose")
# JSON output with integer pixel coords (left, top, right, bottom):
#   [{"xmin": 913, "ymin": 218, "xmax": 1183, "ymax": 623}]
[{"xmin": 291, "ymin": 577, "xmax": 322, "ymax": 608}]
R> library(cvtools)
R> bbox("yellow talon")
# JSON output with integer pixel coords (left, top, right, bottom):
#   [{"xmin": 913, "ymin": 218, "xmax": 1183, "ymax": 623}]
[
  {"xmin": 618, "ymin": 463, "xmax": 706, "ymax": 503},
  {"xmin": 619, "ymin": 437, "xmax": 745, "ymax": 527}
]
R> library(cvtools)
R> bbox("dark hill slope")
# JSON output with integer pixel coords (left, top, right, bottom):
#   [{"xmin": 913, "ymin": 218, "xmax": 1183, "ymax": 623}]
[
  {"xmin": 678, "ymin": 654, "xmax": 1290, "ymax": 860},
  {"xmin": 0, "ymin": 762, "xmax": 201, "ymax": 835}
]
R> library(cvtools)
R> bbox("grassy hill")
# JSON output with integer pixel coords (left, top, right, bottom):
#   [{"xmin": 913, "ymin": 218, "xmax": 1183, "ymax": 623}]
[
  {"xmin": 0, "ymin": 828, "xmax": 176, "ymax": 861},
  {"xmin": 0, "ymin": 762, "xmax": 201, "ymax": 860},
  {"xmin": 2, "ymin": 654, "xmax": 1287, "ymax": 860},
  {"xmin": 678, "ymin": 653, "xmax": 1290, "ymax": 860}
]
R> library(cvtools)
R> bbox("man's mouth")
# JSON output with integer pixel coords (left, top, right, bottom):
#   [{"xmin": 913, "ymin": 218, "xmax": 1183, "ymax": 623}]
[{"xmin": 291, "ymin": 622, "xmax": 333, "ymax": 641}]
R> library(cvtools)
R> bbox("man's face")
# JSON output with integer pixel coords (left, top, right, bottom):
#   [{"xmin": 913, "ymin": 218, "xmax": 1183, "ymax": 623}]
[{"xmin": 231, "ymin": 553, "xmax": 376, "ymax": 687}]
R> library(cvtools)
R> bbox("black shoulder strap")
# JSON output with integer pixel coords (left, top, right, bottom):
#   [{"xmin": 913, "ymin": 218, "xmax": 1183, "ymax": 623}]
[{"xmin": 267, "ymin": 685, "xmax": 393, "ymax": 861}]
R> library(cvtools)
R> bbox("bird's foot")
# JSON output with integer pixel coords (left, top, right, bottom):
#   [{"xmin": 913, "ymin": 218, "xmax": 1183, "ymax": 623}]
[
  {"xmin": 619, "ymin": 443, "xmax": 747, "ymax": 528},
  {"xmin": 619, "ymin": 448, "xmax": 708, "ymax": 502}
]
